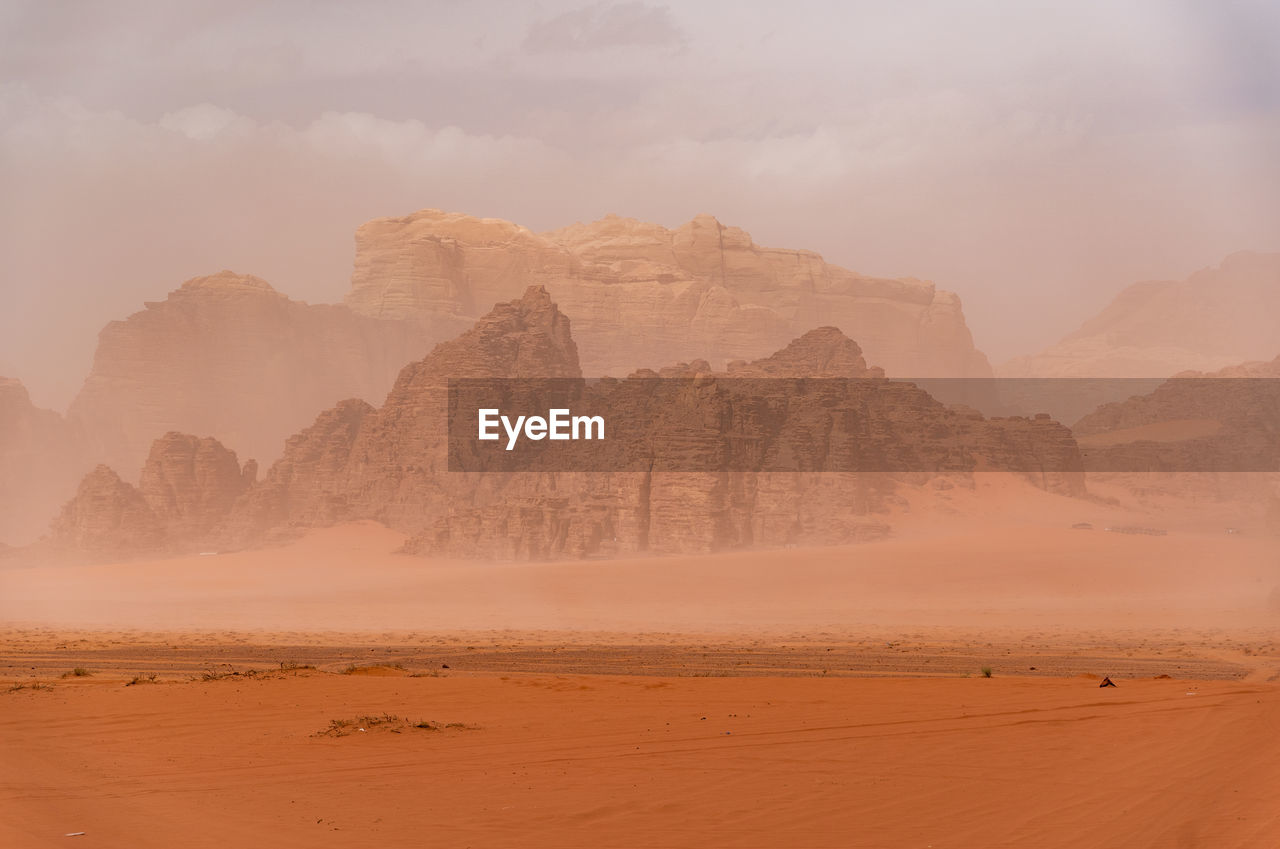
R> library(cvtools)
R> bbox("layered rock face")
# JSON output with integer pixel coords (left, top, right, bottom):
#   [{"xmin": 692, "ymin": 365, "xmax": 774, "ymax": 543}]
[
  {"xmin": 222, "ymin": 288, "xmax": 1077, "ymax": 560},
  {"xmin": 68, "ymin": 271, "xmax": 441, "ymax": 474},
  {"xmin": 137, "ymin": 432, "xmax": 257, "ymax": 541},
  {"xmin": 224, "ymin": 285, "xmax": 584, "ymax": 548},
  {"xmin": 0, "ymin": 378, "xmax": 86, "ymax": 545},
  {"xmin": 1074, "ymin": 355, "xmax": 1280, "ymax": 471},
  {"xmin": 345, "ymin": 210, "xmax": 992, "ymax": 379},
  {"xmin": 51, "ymin": 432, "xmax": 255, "ymax": 555},
  {"xmin": 46, "ymin": 288, "xmax": 1081, "ymax": 560},
  {"xmin": 50, "ymin": 465, "xmax": 164, "ymax": 556},
  {"xmin": 1072, "ymin": 355, "xmax": 1280, "ymax": 512},
  {"xmin": 1003, "ymin": 251, "xmax": 1280, "ymax": 378}
]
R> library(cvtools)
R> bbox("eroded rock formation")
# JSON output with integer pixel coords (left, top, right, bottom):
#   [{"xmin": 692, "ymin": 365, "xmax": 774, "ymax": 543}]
[
  {"xmin": 1072, "ymin": 355, "xmax": 1280, "ymax": 515},
  {"xmin": 344, "ymin": 210, "xmax": 992, "ymax": 379},
  {"xmin": 1074, "ymin": 355, "xmax": 1280, "ymax": 472},
  {"xmin": 224, "ymin": 287, "xmax": 1077, "ymax": 560},
  {"xmin": 47, "ymin": 288, "xmax": 1083, "ymax": 560},
  {"xmin": 68, "ymin": 271, "xmax": 443, "ymax": 474},
  {"xmin": 51, "ymin": 432, "xmax": 255, "ymax": 555},
  {"xmin": 50, "ymin": 465, "xmax": 164, "ymax": 556}
]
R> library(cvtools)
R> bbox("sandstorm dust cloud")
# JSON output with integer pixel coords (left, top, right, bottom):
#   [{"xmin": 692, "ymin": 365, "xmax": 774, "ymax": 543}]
[{"xmin": 2, "ymin": 1, "xmax": 1279, "ymax": 407}]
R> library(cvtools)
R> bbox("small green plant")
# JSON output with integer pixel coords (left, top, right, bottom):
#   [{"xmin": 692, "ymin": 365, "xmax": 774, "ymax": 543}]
[
  {"xmin": 61, "ymin": 667, "xmax": 93, "ymax": 678},
  {"xmin": 980, "ymin": 666, "xmax": 993, "ymax": 678}
]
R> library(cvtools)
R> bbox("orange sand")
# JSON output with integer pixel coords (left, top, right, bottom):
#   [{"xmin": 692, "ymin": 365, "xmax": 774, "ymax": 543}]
[
  {"xmin": 3, "ymin": 476, "xmax": 1278, "ymax": 847},
  {"xmin": 2, "ymin": 515, "xmax": 1276, "ymax": 633},
  {"xmin": 2, "ymin": 671, "xmax": 1278, "ymax": 848}
]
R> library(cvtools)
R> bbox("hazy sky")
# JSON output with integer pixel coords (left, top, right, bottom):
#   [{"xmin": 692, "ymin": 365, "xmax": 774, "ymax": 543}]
[{"xmin": 2, "ymin": 0, "xmax": 1278, "ymax": 407}]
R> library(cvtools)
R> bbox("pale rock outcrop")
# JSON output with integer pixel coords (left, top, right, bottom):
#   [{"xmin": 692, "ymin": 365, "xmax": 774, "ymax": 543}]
[{"xmin": 345, "ymin": 210, "xmax": 992, "ymax": 379}]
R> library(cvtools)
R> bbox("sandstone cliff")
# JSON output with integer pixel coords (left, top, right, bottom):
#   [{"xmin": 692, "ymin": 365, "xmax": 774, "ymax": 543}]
[
  {"xmin": 137, "ymin": 432, "xmax": 257, "ymax": 541},
  {"xmin": 50, "ymin": 465, "xmax": 165, "ymax": 556},
  {"xmin": 51, "ymin": 432, "xmax": 255, "ymax": 556},
  {"xmin": 0, "ymin": 377, "xmax": 86, "ymax": 545},
  {"xmin": 220, "ymin": 288, "xmax": 1076, "ymax": 560},
  {"xmin": 1073, "ymin": 355, "xmax": 1280, "ymax": 471},
  {"xmin": 47, "ymin": 288, "xmax": 1081, "ymax": 560},
  {"xmin": 344, "ymin": 210, "xmax": 992, "ymax": 380},
  {"xmin": 67, "ymin": 271, "xmax": 444, "ymax": 474},
  {"xmin": 1003, "ymin": 252, "xmax": 1280, "ymax": 378},
  {"xmin": 1072, "ymin": 355, "xmax": 1280, "ymax": 516},
  {"xmin": 222, "ymin": 285, "xmax": 583, "ymax": 546}
]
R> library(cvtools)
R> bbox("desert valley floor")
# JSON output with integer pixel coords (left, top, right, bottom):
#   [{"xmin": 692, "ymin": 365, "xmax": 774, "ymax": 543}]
[{"xmin": 3, "ymin": 480, "xmax": 1279, "ymax": 848}]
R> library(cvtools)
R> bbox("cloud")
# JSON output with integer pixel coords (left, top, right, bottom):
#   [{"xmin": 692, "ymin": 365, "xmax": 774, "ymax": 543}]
[
  {"xmin": 523, "ymin": 2, "xmax": 684, "ymax": 53},
  {"xmin": 0, "ymin": 3, "xmax": 1278, "ymax": 408},
  {"xmin": 158, "ymin": 103, "xmax": 257, "ymax": 141}
]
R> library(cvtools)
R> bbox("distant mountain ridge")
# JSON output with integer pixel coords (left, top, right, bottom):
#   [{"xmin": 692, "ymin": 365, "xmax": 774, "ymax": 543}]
[
  {"xmin": 1002, "ymin": 251, "xmax": 1280, "ymax": 378},
  {"xmin": 48, "ymin": 287, "xmax": 1082, "ymax": 561}
]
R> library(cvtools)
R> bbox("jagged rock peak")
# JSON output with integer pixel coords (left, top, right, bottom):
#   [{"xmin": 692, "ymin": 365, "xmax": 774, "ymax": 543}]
[
  {"xmin": 729, "ymin": 326, "xmax": 884, "ymax": 378},
  {"xmin": 408, "ymin": 284, "xmax": 581, "ymax": 380},
  {"xmin": 51, "ymin": 464, "xmax": 163, "ymax": 554},
  {"xmin": 138, "ymin": 432, "xmax": 254, "ymax": 528},
  {"xmin": 49, "ymin": 432, "xmax": 255, "ymax": 557}
]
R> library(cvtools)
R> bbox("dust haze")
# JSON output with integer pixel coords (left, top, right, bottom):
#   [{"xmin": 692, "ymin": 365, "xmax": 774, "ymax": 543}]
[
  {"xmin": 3, "ymin": 4, "xmax": 1280, "ymax": 847},
  {"xmin": 3, "ymin": 0, "xmax": 1279, "ymax": 407}
]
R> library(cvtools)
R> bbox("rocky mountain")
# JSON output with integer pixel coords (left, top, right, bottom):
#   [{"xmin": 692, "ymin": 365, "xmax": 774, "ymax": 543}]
[
  {"xmin": 227, "ymin": 287, "xmax": 1073, "ymax": 560},
  {"xmin": 46, "ymin": 288, "xmax": 1082, "ymax": 560},
  {"xmin": 1003, "ymin": 251, "xmax": 1280, "ymax": 378},
  {"xmin": 1071, "ymin": 355, "xmax": 1280, "ymax": 518},
  {"xmin": 1074, "ymin": 355, "xmax": 1280, "ymax": 473},
  {"xmin": 50, "ymin": 465, "xmax": 165, "ymax": 556},
  {"xmin": 67, "ymin": 271, "xmax": 442, "ymax": 474},
  {"xmin": 344, "ymin": 210, "xmax": 992, "ymax": 380},
  {"xmin": 51, "ymin": 432, "xmax": 255, "ymax": 555},
  {"xmin": 0, "ymin": 377, "xmax": 86, "ymax": 545},
  {"xmin": 224, "ymin": 284, "xmax": 583, "ymax": 549}
]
